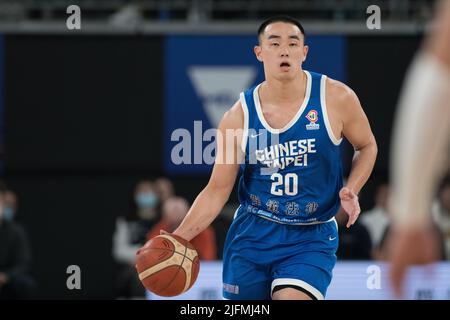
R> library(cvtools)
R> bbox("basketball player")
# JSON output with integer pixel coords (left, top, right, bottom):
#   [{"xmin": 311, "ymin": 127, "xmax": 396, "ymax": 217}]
[
  {"xmin": 171, "ymin": 16, "xmax": 377, "ymax": 300},
  {"xmin": 388, "ymin": 0, "xmax": 450, "ymax": 297}
]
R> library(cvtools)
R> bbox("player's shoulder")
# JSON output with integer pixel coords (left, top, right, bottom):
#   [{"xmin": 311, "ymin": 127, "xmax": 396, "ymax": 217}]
[
  {"xmin": 325, "ymin": 76, "xmax": 359, "ymax": 108},
  {"xmin": 220, "ymin": 100, "xmax": 244, "ymax": 130}
]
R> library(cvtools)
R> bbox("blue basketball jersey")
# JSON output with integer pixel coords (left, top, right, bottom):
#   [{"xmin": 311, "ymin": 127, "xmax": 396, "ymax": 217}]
[{"xmin": 237, "ymin": 70, "xmax": 343, "ymax": 224}]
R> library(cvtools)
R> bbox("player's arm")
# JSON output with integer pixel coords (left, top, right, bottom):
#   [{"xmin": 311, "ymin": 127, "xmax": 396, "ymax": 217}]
[
  {"xmin": 330, "ymin": 80, "xmax": 378, "ymax": 195},
  {"xmin": 172, "ymin": 101, "xmax": 244, "ymax": 241}
]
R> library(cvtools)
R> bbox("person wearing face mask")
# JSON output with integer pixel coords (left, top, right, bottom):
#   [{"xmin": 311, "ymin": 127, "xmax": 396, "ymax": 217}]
[
  {"xmin": 0, "ymin": 189, "xmax": 35, "ymax": 299},
  {"xmin": 112, "ymin": 180, "xmax": 161, "ymax": 299},
  {"xmin": 3, "ymin": 190, "xmax": 18, "ymax": 222},
  {"xmin": 132, "ymin": 181, "xmax": 161, "ymax": 245},
  {"xmin": 154, "ymin": 177, "xmax": 175, "ymax": 203}
]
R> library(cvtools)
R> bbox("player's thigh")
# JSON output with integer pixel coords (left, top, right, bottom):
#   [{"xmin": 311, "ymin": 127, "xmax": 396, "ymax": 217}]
[
  {"xmin": 223, "ymin": 255, "xmax": 271, "ymax": 300},
  {"xmin": 271, "ymin": 222, "xmax": 338, "ymax": 300},
  {"xmin": 271, "ymin": 262, "xmax": 334, "ymax": 300}
]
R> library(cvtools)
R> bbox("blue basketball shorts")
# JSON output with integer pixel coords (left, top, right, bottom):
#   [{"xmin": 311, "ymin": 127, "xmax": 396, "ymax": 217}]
[{"xmin": 222, "ymin": 205, "xmax": 338, "ymax": 300}]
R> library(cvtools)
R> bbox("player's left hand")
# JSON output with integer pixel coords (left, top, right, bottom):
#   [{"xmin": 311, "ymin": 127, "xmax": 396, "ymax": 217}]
[{"xmin": 339, "ymin": 187, "xmax": 360, "ymax": 228}]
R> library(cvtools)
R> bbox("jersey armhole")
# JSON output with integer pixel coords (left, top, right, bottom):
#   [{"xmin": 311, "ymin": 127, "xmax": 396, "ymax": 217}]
[
  {"xmin": 320, "ymin": 75, "xmax": 343, "ymax": 146},
  {"xmin": 239, "ymin": 92, "xmax": 249, "ymax": 154}
]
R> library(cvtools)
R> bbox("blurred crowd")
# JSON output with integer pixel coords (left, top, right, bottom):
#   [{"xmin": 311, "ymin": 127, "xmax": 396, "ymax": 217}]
[
  {"xmin": 336, "ymin": 172, "xmax": 450, "ymax": 262},
  {"xmin": 1, "ymin": 173, "xmax": 450, "ymax": 300},
  {"xmin": 0, "ymin": 181, "xmax": 35, "ymax": 300},
  {"xmin": 111, "ymin": 177, "xmax": 233, "ymax": 299},
  {"xmin": 111, "ymin": 171, "xmax": 450, "ymax": 299}
]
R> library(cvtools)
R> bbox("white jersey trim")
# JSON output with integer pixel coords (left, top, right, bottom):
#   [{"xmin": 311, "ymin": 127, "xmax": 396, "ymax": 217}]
[
  {"xmin": 232, "ymin": 205, "xmax": 242, "ymax": 220},
  {"xmin": 271, "ymin": 278, "xmax": 324, "ymax": 300},
  {"xmin": 253, "ymin": 70, "xmax": 312, "ymax": 134},
  {"xmin": 320, "ymin": 75, "xmax": 343, "ymax": 146},
  {"xmin": 239, "ymin": 93, "xmax": 249, "ymax": 154}
]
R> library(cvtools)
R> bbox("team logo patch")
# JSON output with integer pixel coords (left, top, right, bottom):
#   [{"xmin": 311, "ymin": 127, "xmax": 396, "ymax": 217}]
[
  {"xmin": 285, "ymin": 202, "xmax": 300, "ymax": 216},
  {"xmin": 306, "ymin": 109, "xmax": 320, "ymax": 130},
  {"xmin": 305, "ymin": 202, "xmax": 319, "ymax": 215},
  {"xmin": 266, "ymin": 199, "xmax": 279, "ymax": 214}
]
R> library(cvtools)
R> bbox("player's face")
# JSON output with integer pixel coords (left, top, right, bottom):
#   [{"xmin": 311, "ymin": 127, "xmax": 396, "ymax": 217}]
[{"xmin": 254, "ymin": 22, "xmax": 308, "ymax": 81}]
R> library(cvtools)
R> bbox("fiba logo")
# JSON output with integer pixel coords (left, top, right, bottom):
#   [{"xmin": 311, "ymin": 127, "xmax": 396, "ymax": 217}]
[
  {"xmin": 306, "ymin": 110, "xmax": 318, "ymax": 123},
  {"xmin": 305, "ymin": 110, "xmax": 320, "ymax": 131},
  {"xmin": 188, "ymin": 66, "xmax": 257, "ymax": 127}
]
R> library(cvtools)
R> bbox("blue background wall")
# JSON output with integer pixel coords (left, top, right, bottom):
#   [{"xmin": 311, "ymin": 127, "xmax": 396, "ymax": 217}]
[{"xmin": 164, "ymin": 35, "xmax": 346, "ymax": 175}]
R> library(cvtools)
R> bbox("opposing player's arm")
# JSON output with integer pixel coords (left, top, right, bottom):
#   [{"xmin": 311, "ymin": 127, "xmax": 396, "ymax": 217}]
[
  {"xmin": 172, "ymin": 101, "xmax": 244, "ymax": 241},
  {"xmin": 388, "ymin": 1, "xmax": 450, "ymax": 297},
  {"xmin": 390, "ymin": 0, "xmax": 450, "ymax": 229},
  {"xmin": 329, "ymin": 80, "xmax": 377, "ymax": 195}
]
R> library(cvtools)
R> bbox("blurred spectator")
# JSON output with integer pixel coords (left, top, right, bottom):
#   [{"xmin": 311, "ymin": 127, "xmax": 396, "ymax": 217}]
[
  {"xmin": 0, "ymin": 189, "xmax": 35, "ymax": 299},
  {"xmin": 432, "ymin": 177, "xmax": 450, "ymax": 259},
  {"xmin": 3, "ymin": 190, "xmax": 18, "ymax": 222},
  {"xmin": 112, "ymin": 180, "xmax": 161, "ymax": 299},
  {"xmin": 360, "ymin": 183, "xmax": 391, "ymax": 250},
  {"xmin": 154, "ymin": 177, "xmax": 175, "ymax": 203},
  {"xmin": 147, "ymin": 196, "xmax": 217, "ymax": 260},
  {"xmin": 335, "ymin": 206, "xmax": 372, "ymax": 260}
]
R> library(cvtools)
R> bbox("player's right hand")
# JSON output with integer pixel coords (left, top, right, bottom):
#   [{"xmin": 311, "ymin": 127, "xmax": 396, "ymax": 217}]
[{"xmin": 339, "ymin": 187, "xmax": 360, "ymax": 228}]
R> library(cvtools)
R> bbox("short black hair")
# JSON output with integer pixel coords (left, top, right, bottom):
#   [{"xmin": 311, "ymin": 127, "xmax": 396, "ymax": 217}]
[{"xmin": 257, "ymin": 15, "xmax": 306, "ymax": 42}]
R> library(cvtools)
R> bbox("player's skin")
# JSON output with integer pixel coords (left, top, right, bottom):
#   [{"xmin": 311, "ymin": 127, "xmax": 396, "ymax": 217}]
[
  {"xmin": 388, "ymin": 0, "xmax": 450, "ymax": 298},
  {"xmin": 171, "ymin": 21, "xmax": 377, "ymax": 300}
]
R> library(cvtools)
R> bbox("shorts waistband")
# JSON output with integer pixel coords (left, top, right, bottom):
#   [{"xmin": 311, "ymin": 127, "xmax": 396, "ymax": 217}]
[
  {"xmin": 242, "ymin": 204, "xmax": 337, "ymax": 226},
  {"xmin": 257, "ymin": 214, "xmax": 336, "ymax": 226}
]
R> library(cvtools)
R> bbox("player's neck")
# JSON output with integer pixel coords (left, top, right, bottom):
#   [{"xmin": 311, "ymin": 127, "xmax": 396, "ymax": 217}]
[{"xmin": 263, "ymin": 70, "xmax": 306, "ymax": 104}]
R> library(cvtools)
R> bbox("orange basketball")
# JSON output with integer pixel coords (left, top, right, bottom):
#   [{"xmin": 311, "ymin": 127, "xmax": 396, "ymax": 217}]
[{"xmin": 135, "ymin": 233, "xmax": 200, "ymax": 297}]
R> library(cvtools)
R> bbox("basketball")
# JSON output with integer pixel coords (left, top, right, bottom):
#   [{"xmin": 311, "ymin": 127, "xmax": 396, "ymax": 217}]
[{"xmin": 135, "ymin": 233, "xmax": 200, "ymax": 297}]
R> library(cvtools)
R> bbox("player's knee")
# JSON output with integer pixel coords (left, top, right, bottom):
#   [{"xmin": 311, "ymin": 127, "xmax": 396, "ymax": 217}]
[{"xmin": 272, "ymin": 287, "xmax": 313, "ymax": 300}]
